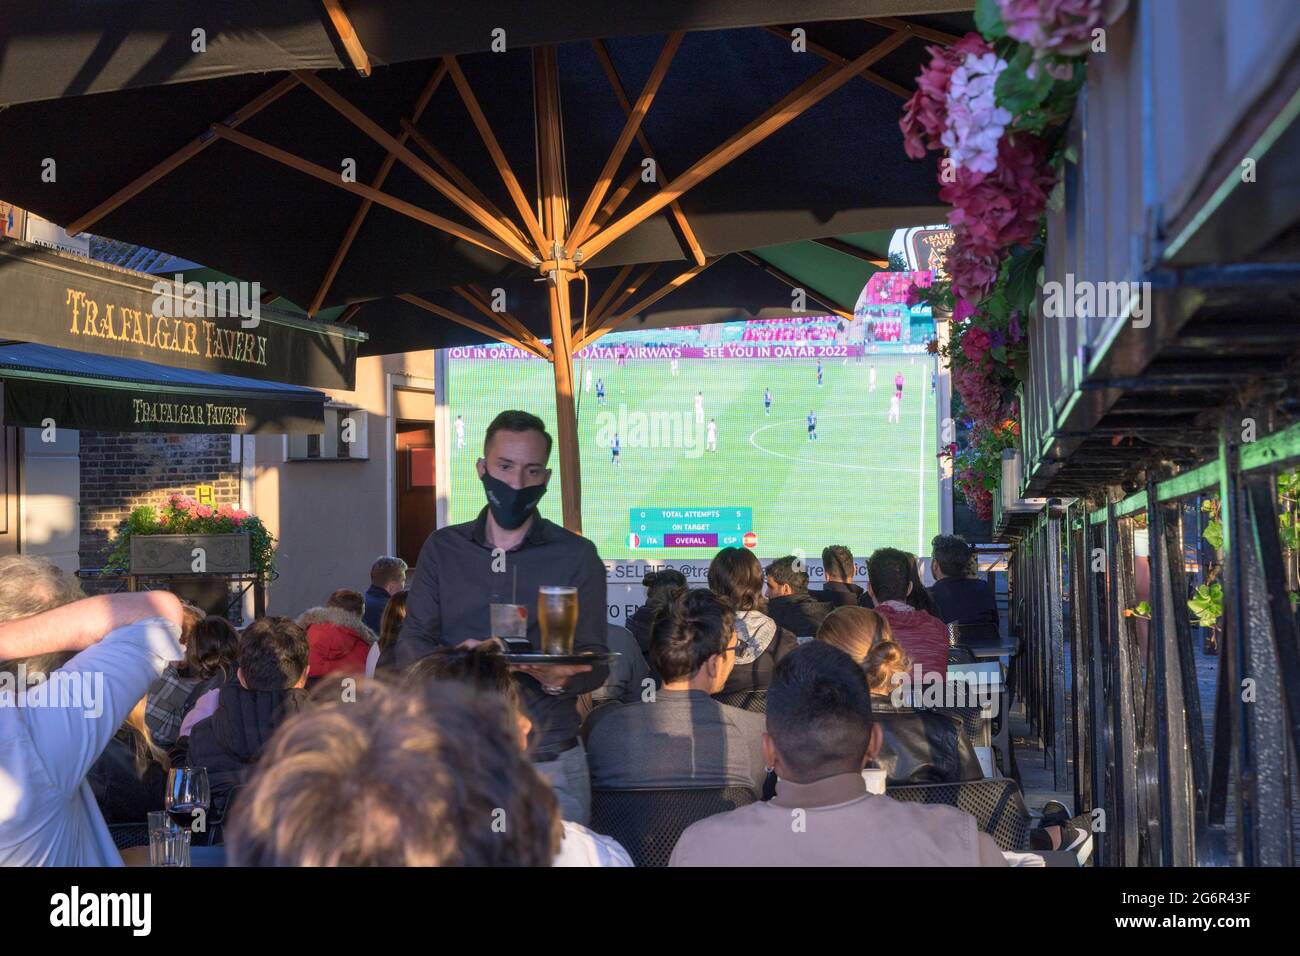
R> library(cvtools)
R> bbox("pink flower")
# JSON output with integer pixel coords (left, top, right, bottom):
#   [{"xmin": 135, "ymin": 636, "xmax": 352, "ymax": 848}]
[
  {"xmin": 233, "ymin": 509, "xmax": 250, "ymax": 521},
  {"xmin": 952, "ymin": 296, "xmax": 977, "ymax": 323},
  {"xmin": 996, "ymin": 0, "xmax": 1125, "ymax": 59},
  {"xmin": 900, "ymin": 33, "xmax": 995, "ymax": 159},
  {"xmin": 195, "ymin": 504, "xmax": 213, "ymax": 518},
  {"xmin": 942, "ymin": 51, "xmax": 1012, "ymax": 174}
]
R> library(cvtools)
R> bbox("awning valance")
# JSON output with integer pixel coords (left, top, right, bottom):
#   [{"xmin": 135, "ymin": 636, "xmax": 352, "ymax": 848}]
[{"xmin": 0, "ymin": 342, "xmax": 325, "ymax": 435}]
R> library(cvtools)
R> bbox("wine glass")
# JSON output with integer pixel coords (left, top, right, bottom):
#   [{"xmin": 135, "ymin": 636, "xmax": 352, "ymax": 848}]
[{"xmin": 166, "ymin": 766, "xmax": 211, "ymax": 849}]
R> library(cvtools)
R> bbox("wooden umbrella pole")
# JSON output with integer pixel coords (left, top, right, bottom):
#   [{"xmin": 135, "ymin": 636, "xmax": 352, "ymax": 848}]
[{"xmin": 534, "ymin": 45, "xmax": 582, "ymax": 532}]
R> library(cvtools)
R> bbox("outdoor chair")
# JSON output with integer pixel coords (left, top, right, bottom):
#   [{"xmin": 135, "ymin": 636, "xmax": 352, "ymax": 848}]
[
  {"xmin": 712, "ymin": 689, "xmax": 768, "ymax": 713},
  {"xmin": 108, "ymin": 822, "xmax": 150, "ymax": 851},
  {"xmin": 885, "ymin": 777, "xmax": 1030, "ymax": 851},
  {"xmin": 589, "ymin": 786, "xmax": 758, "ymax": 867}
]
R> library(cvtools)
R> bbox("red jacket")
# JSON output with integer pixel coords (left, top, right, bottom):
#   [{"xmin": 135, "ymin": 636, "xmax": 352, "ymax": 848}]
[
  {"xmin": 298, "ymin": 606, "xmax": 378, "ymax": 678},
  {"xmin": 873, "ymin": 601, "xmax": 949, "ymax": 679}
]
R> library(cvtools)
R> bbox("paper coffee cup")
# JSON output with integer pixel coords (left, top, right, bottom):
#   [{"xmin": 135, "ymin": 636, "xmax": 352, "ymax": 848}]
[{"xmin": 861, "ymin": 768, "xmax": 887, "ymax": 795}]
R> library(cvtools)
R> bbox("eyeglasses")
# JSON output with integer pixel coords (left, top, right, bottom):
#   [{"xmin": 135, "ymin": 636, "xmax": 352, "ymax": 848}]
[{"xmin": 722, "ymin": 640, "xmax": 745, "ymax": 656}]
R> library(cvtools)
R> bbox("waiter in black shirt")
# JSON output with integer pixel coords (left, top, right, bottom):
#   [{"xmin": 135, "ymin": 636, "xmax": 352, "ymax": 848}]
[{"xmin": 389, "ymin": 410, "xmax": 608, "ymax": 824}]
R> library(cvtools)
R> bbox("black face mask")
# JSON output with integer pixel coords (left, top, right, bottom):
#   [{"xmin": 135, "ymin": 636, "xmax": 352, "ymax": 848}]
[{"xmin": 481, "ymin": 470, "xmax": 548, "ymax": 530}]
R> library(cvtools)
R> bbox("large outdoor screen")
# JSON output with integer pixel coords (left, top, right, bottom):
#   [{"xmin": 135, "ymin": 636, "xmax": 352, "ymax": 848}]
[{"xmin": 445, "ymin": 305, "xmax": 942, "ymax": 563}]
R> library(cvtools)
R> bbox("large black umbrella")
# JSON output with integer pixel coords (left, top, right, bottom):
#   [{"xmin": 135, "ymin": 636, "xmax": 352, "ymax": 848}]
[{"xmin": 0, "ymin": 4, "xmax": 972, "ymax": 527}]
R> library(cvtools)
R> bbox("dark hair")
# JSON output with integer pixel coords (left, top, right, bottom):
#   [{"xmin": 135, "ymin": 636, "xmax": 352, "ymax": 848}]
[
  {"xmin": 901, "ymin": 552, "xmax": 941, "ymax": 616},
  {"xmin": 370, "ymin": 556, "xmax": 408, "ymax": 588},
  {"xmin": 404, "ymin": 645, "xmax": 523, "ymax": 713},
  {"xmin": 484, "ymin": 410, "xmax": 552, "ymax": 458},
  {"xmin": 239, "ymin": 617, "xmax": 310, "ymax": 691},
  {"xmin": 227, "ymin": 681, "xmax": 559, "ymax": 866},
  {"xmin": 931, "ymin": 534, "xmax": 973, "ymax": 579},
  {"xmin": 183, "ymin": 616, "xmax": 240, "ymax": 681},
  {"xmin": 866, "ymin": 548, "xmax": 912, "ymax": 603},
  {"xmin": 327, "ymin": 588, "xmax": 365, "ymax": 618},
  {"xmin": 708, "ymin": 547, "xmax": 765, "ymax": 612},
  {"xmin": 822, "ymin": 545, "xmax": 855, "ymax": 582},
  {"xmin": 649, "ymin": 588, "xmax": 736, "ymax": 683},
  {"xmin": 642, "ymin": 567, "xmax": 687, "ymax": 602},
  {"xmin": 766, "ymin": 555, "xmax": 809, "ymax": 592},
  {"xmin": 766, "ymin": 642, "xmax": 875, "ymax": 782},
  {"xmin": 378, "ymin": 589, "xmax": 408, "ymax": 658}
]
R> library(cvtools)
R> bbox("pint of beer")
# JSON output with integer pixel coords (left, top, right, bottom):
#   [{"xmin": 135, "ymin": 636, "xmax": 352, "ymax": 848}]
[{"xmin": 538, "ymin": 586, "xmax": 578, "ymax": 655}]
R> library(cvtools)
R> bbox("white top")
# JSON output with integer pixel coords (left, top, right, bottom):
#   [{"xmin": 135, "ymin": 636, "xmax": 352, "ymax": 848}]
[
  {"xmin": 552, "ymin": 821, "xmax": 634, "ymax": 867},
  {"xmin": 0, "ymin": 617, "xmax": 183, "ymax": 866}
]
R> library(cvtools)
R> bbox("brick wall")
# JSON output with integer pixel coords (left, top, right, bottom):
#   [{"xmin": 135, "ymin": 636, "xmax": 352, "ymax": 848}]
[{"xmin": 79, "ymin": 432, "xmax": 240, "ymax": 570}]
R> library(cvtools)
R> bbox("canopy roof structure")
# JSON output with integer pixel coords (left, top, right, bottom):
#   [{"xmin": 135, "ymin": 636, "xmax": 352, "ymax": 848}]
[{"xmin": 0, "ymin": 3, "xmax": 974, "ymax": 527}]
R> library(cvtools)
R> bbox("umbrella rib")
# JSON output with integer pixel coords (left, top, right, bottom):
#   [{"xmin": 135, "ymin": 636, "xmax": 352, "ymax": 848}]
[
  {"xmin": 443, "ymin": 56, "xmax": 549, "ymax": 254},
  {"xmin": 310, "ymin": 63, "xmax": 449, "ymax": 316},
  {"xmin": 761, "ymin": 26, "xmax": 910, "ymax": 100},
  {"xmin": 594, "ymin": 263, "xmax": 660, "ymax": 329},
  {"xmin": 293, "ymin": 70, "xmax": 538, "ymax": 264},
  {"xmin": 65, "ymin": 76, "xmax": 300, "ymax": 236},
  {"xmin": 736, "ymin": 250, "xmax": 853, "ymax": 320},
  {"xmin": 401, "ymin": 119, "xmax": 531, "ymax": 250},
  {"xmin": 577, "ymin": 29, "xmax": 912, "ymax": 264},
  {"xmin": 863, "ymin": 17, "xmax": 962, "ymax": 47},
  {"xmin": 398, "ymin": 293, "xmax": 546, "ymax": 358},
  {"xmin": 455, "ymin": 285, "xmax": 552, "ymax": 359},
  {"xmin": 582, "ymin": 262, "xmax": 635, "ymax": 328},
  {"xmin": 583, "ymin": 38, "xmax": 706, "ymax": 266},
  {"xmin": 321, "ymin": 0, "xmax": 372, "ymax": 75},
  {"xmin": 811, "ymin": 236, "xmax": 889, "ymax": 267},
  {"xmin": 576, "ymin": 258, "xmax": 717, "ymax": 350},
  {"xmin": 568, "ymin": 32, "xmax": 682, "ymax": 251},
  {"xmin": 211, "ymin": 123, "xmax": 526, "ymax": 264}
]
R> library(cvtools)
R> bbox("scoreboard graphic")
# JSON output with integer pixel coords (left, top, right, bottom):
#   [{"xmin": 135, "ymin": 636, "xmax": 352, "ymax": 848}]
[{"xmin": 628, "ymin": 507, "xmax": 755, "ymax": 550}]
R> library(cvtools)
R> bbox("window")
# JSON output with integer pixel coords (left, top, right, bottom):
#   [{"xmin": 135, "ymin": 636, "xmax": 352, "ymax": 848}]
[{"xmin": 287, "ymin": 405, "xmax": 368, "ymax": 461}]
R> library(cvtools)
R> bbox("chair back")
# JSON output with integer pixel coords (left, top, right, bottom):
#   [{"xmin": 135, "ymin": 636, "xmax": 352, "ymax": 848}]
[
  {"xmin": 712, "ymin": 689, "xmax": 768, "ymax": 713},
  {"xmin": 947, "ymin": 646, "xmax": 976, "ymax": 665},
  {"xmin": 108, "ymin": 823, "xmax": 150, "ymax": 851},
  {"xmin": 589, "ymin": 786, "xmax": 757, "ymax": 867},
  {"xmin": 885, "ymin": 778, "xmax": 1030, "ymax": 850}
]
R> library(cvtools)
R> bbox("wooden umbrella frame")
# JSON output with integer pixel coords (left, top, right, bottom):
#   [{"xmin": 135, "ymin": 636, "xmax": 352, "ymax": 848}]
[{"xmin": 61, "ymin": 16, "xmax": 952, "ymax": 532}]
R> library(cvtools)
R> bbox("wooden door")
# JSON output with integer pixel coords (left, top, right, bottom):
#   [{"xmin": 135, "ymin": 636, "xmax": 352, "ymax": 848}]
[{"xmin": 395, "ymin": 420, "xmax": 435, "ymax": 568}]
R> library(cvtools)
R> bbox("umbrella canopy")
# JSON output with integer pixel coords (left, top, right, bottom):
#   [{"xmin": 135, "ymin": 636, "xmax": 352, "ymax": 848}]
[{"xmin": 0, "ymin": 5, "xmax": 973, "ymax": 527}]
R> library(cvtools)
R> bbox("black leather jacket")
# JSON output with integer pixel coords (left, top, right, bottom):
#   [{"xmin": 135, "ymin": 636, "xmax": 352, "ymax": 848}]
[{"xmin": 870, "ymin": 696, "xmax": 984, "ymax": 786}]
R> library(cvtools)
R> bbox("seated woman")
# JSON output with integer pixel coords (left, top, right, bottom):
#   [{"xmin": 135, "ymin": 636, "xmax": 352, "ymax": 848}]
[
  {"xmin": 88, "ymin": 696, "xmax": 170, "ymax": 828},
  {"xmin": 817, "ymin": 606, "xmax": 982, "ymax": 787},
  {"xmin": 625, "ymin": 568, "xmax": 686, "ymax": 661},
  {"xmin": 707, "ymin": 547, "xmax": 798, "ymax": 697}
]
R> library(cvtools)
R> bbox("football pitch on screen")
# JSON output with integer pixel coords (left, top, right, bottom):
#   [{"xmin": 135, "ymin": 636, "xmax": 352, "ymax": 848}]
[{"xmin": 447, "ymin": 352, "xmax": 941, "ymax": 561}]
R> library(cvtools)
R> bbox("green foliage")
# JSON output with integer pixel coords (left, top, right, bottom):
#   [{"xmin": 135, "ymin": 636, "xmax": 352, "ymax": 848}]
[
  {"xmin": 974, "ymin": 0, "xmax": 1007, "ymax": 39},
  {"xmin": 1188, "ymin": 583, "xmax": 1223, "ymax": 630},
  {"xmin": 996, "ymin": 45, "xmax": 1056, "ymax": 120},
  {"xmin": 1200, "ymin": 498, "xmax": 1224, "ymax": 552},
  {"xmin": 1125, "ymin": 601, "xmax": 1152, "ymax": 621}
]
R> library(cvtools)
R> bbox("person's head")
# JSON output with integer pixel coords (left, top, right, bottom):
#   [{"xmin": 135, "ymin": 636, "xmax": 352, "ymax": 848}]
[
  {"xmin": 405, "ymin": 645, "xmax": 531, "ymax": 749},
  {"xmin": 378, "ymin": 589, "xmax": 409, "ymax": 657},
  {"xmin": 326, "ymin": 588, "xmax": 365, "ymax": 618},
  {"xmin": 0, "ymin": 555, "xmax": 87, "ymax": 678},
  {"xmin": 822, "ymin": 545, "xmax": 855, "ymax": 584},
  {"xmin": 816, "ymin": 606, "xmax": 893, "ymax": 666},
  {"xmin": 866, "ymin": 548, "xmax": 913, "ymax": 604},
  {"xmin": 763, "ymin": 642, "xmax": 881, "ymax": 784},
  {"xmin": 480, "ymin": 410, "xmax": 552, "ymax": 490},
  {"xmin": 931, "ymin": 534, "xmax": 972, "ymax": 581},
  {"xmin": 183, "ymin": 616, "xmax": 240, "ymax": 681},
  {"xmin": 642, "ymin": 567, "xmax": 687, "ymax": 606},
  {"xmin": 863, "ymin": 639, "xmax": 911, "ymax": 696},
  {"xmin": 227, "ymin": 681, "xmax": 560, "ymax": 866},
  {"xmin": 237, "ymin": 617, "xmax": 311, "ymax": 691},
  {"xmin": 708, "ymin": 547, "xmax": 765, "ymax": 613},
  {"xmin": 649, "ymin": 588, "xmax": 740, "ymax": 694},
  {"xmin": 765, "ymin": 555, "xmax": 809, "ymax": 598},
  {"xmin": 899, "ymin": 552, "xmax": 941, "ymax": 616},
  {"xmin": 370, "ymin": 556, "xmax": 408, "ymax": 595}
]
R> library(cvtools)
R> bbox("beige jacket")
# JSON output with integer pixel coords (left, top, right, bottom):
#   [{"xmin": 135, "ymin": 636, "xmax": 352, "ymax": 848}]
[{"xmin": 669, "ymin": 771, "xmax": 1008, "ymax": 867}]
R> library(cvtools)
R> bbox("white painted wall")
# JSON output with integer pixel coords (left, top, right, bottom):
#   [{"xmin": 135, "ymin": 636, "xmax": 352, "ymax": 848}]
[{"xmin": 20, "ymin": 426, "xmax": 80, "ymax": 575}]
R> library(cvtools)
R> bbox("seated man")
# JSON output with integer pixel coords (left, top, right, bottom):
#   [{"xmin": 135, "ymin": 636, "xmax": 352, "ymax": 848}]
[
  {"xmin": 764, "ymin": 556, "xmax": 833, "ymax": 638},
  {"xmin": 928, "ymin": 534, "xmax": 1000, "ymax": 642},
  {"xmin": 584, "ymin": 588, "xmax": 767, "ymax": 796},
  {"xmin": 385, "ymin": 410, "xmax": 608, "ymax": 825},
  {"xmin": 811, "ymin": 545, "xmax": 871, "ymax": 608},
  {"xmin": 363, "ymin": 555, "xmax": 407, "ymax": 633},
  {"xmin": 0, "ymin": 554, "xmax": 184, "ymax": 866},
  {"xmin": 185, "ymin": 617, "xmax": 311, "ymax": 824},
  {"xmin": 227, "ymin": 680, "xmax": 561, "ymax": 866},
  {"xmin": 865, "ymin": 548, "xmax": 949, "ymax": 679},
  {"xmin": 590, "ymin": 623, "xmax": 652, "ymax": 707},
  {"xmin": 669, "ymin": 642, "xmax": 1007, "ymax": 866}
]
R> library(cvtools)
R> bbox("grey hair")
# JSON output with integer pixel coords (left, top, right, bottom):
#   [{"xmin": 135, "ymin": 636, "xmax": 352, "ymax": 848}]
[{"xmin": 0, "ymin": 555, "xmax": 85, "ymax": 623}]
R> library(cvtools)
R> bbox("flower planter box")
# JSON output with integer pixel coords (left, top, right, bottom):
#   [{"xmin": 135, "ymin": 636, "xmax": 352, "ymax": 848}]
[{"xmin": 129, "ymin": 533, "xmax": 251, "ymax": 575}]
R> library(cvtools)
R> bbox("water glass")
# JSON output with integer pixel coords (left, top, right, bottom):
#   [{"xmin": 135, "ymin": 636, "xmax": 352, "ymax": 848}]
[{"xmin": 148, "ymin": 811, "xmax": 190, "ymax": 867}]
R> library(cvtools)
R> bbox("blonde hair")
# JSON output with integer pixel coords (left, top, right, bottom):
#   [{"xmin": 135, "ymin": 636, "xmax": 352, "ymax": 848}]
[
  {"xmin": 124, "ymin": 697, "xmax": 169, "ymax": 776},
  {"xmin": 816, "ymin": 606, "xmax": 910, "ymax": 694}
]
